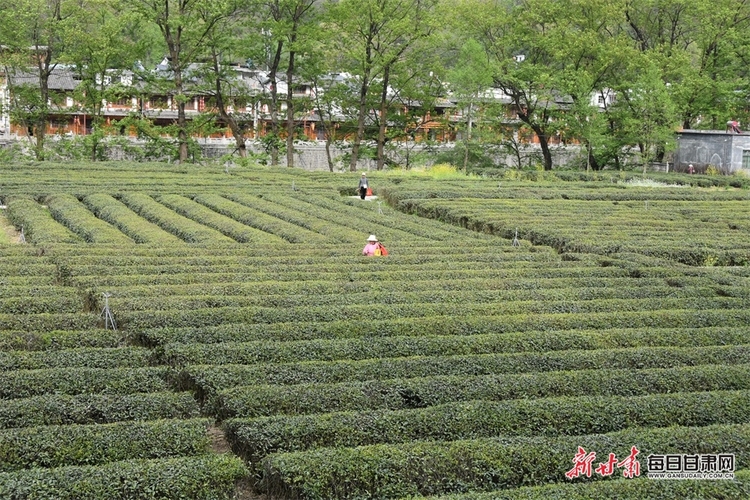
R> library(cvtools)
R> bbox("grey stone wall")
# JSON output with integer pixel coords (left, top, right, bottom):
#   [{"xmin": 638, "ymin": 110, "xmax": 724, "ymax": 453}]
[{"xmin": 675, "ymin": 130, "xmax": 750, "ymax": 174}]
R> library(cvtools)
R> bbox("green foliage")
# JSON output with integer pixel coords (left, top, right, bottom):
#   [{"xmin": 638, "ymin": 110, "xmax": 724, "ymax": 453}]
[
  {"xmin": 0, "ymin": 367, "xmax": 169, "ymax": 399},
  {"xmin": 5, "ymin": 197, "xmax": 84, "ymax": 245},
  {"xmin": 214, "ymin": 362, "xmax": 750, "ymax": 420},
  {"xmin": 0, "ymin": 418, "xmax": 211, "ymax": 471},
  {"xmin": 0, "ymin": 392, "xmax": 200, "ymax": 428},
  {"xmin": 262, "ymin": 423, "xmax": 750, "ymax": 498},
  {"xmin": 0, "ymin": 454, "xmax": 248, "ymax": 500},
  {"xmin": 421, "ymin": 471, "xmax": 750, "ymax": 499}
]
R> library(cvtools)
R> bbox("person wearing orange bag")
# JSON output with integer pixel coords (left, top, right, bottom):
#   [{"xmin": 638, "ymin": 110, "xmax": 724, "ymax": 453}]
[
  {"xmin": 363, "ymin": 235, "xmax": 388, "ymax": 256},
  {"xmin": 362, "ymin": 234, "xmax": 379, "ymax": 256}
]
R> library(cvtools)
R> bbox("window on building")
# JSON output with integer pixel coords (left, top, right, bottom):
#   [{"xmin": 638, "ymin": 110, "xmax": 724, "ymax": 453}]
[{"xmin": 743, "ymin": 150, "xmax": 750, "ymax": 169}]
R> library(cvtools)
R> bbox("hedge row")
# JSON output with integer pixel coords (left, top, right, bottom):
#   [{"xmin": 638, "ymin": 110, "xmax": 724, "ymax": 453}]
[
  {"xmin": 178, "ymin": 342, "xmax": 750, "ymax": 396},
  {"xmin": 103, "ymin": 284, "xmax": 743, "ymax": 314},
  {"xmin": 0, "ymin": 295, "xmax": 83, "ymax": 314},
  {"xmin": 224, "ymin": 192, "xmax": 363, "ymax": 243},
  {"xmin": 85, "ymin": 275, "xmax": 684, "ymax": 303},
  {"xmin": 49, "ymin": 251, "xmax": 569, "ymax": 283},
  {"xmin": 416, "ymin": 470, "xmax": 750, "ymax": 500},
  {"xmin": 0, "ymin": 263, "xmax": 58, "ymax": 278},
  {"xmin": 83, "ymin": 193, "xmax": 185, "ymax": 245},
  {"xmin": 127, "ymin": 295, "xmax": 750, "ymax": 332},
  {"xmin": 0, "ymin": 329, "xmax": 126, "ymax": 352},
  {"xmin": 4, "ymin": 197, "xmax": 83, "ymax": 245},
  {"xmin": 58, "ymin": 253, "xmax": 595, "ymax": 278},
  {"xmin": 0, "ymin": 366, "xmax": 169, "ymax": 399},
  {"xmin": 164, "ymin": 329, "xmax": 750, "ymax": 378},
  {"xmin": 214, "ymin": 363, "xmax": 750, "ymax": 419},
  {"xmin": 262, "ymin": 423, "xmax": 750, "ymax": 499},
  {"xmin": 0, "ymin": 391, "xmax": 200, "ymax": 428},
  {"xmin": 393, "ymin": 197, "xmax": 750, "ymax": 265},
  {"xmin": 0, "ymin": 454, "xmax": 248, "ymax": 500},
  {"xmin": 118, "ymin": 192, "xmax": 235, "ymax": 244},
  {"xmin": 156, "ymin": 194, "xmax": 287, "ymax": 244},
  {"xmin": 142, "ymin": 304, "xmax": 744, "ymax": 346},
  {"xmin": 290, "ymin": 192, "xmax": 493, "ymax": 243},
  {"xmin": 0, "ymin": 346, "xmax": 153, "ymax": 371},
  {"xmin": 139, "ymin": 310, "xmax": 750, "ymax": 348},
  {"xmin": 258, "ymin": 193, "xmax": 436, "ymax": 244},
  {"xmin": 194, "ymin": 193, "xmax": 328, "ymax": 244},
  {"xmin": 68, "ymin": 265, "xmax": 654, "ymax": 289},
  {"xmin": 226, "ymin": 390, "xmax": 750, "ymax": 462},
  {"xmin": 0, "ymin": 418, "xmax": 211, "ymax": 472},
  {"xmin": 0, "ymin": 312, "xmax": 99, "ymax": 334},
  {"xmin": 45, "ymin": 194, "xmax": 135, "ymax": 245}
]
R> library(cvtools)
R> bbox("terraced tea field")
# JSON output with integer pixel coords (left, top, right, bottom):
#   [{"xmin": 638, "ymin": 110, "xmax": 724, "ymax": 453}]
[{"xmin": 0, "ymin": 162, "xmax": 748, "ymax": 499}]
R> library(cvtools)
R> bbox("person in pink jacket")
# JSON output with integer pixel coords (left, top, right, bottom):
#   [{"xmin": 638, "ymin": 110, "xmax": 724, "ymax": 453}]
[{"xmin": 362, "ymin": 235, "xmax": 380, "ymax": 256}]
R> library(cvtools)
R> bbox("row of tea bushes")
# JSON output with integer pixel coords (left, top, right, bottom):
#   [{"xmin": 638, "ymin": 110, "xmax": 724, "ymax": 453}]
[
  {"xmin": 226, "ymin": 390, "xmax": 750, "ymax": 462},
  {"xmin": 390, "ymin": 196, "xmax": 750, "ymax": 265},
  {"xmin": 57, "ymin": 247, "xmax": 573, "ymax": 277},
  {"xmin": 102, "ymin": 283, "xmax": 744, "ymax": 313},
  {"xmin": 155, "ymin": 194, "xmax": 288, "ymax": 244},
  {"xmin": 45, "ymin": 194, "xmax": 135, "ymax": 245},
  {"xmin": 417, "ymin": 470, "xmax": 750, "ymax": 500},
  {"xmin": 118, "ymin": 193, "xmax": 237, "ymax": 244},
  {"xmin": 213, "ymin": 363, "xmax": 750, "ymax": 419},
  {"xmin": 87, "ymin": 274, "xmax": 680, "ymax": 301},
  {"xmin": 224, "ymin": 192, "xmax": 364, "ymax": 243},
  {"xmin": 0, "ymin": 366, "xmax": 169, "ymax": 398},
  {"xmin": 0, "ymin": 312, "xmax": 99, "ymax": 334},
  {"xmin": 0, "ymin": 328, "xmax": 125, "ymax": 351},
  {"xmin": 83, "ymin": 193, "xmax": 186, "ymax": 245},
  {"xmin": 0, "ymin": 346, "xmax": 153, "ymax": 371},
  {"xmin": 297, "ymin": 192, "xmax": 498, "ymax": 242},
  {"xmin": 0, "ymin": 391, "xmax": 200, "ymax": 428},
  {"xmin": 67, "ymin": 261, "xmax": 632, "ymax": 289},
  {"xmin": 137, "ymin": 310, "xmax": 750, "ymax": 347},
  {"xmin": 261, "ymin": 423, "xmax": 750, "ymax": 499},
  {"xmin": 133, "ymin": 294, "xmax": 750, "ymax": 336},
  {"xmin": 5, "ymin": 197, "xmax": 83, "ymax": 245},
  {"xmin": 193, "ymin": 194, "xmax": 332, "ymax": 244},
  {"xmin": 158, "ymin": 320, "xmax": 747, "ymax": 365},
  {"xmin": 178, "ymin": 342, "xmax": 750, "ymax": 394},
  {"xmin": 0, "ymin": 454, "xmax": 248, "ymax": 500},
  {"xmin": 0, "ymin": 418, "xmax": 211, "ymax": 472}
]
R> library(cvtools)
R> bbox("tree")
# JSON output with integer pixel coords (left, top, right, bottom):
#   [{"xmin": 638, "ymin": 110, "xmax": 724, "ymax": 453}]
[
  {"xmin": 63, "ymin": 0, "xmax": 147, "ymax": 161},
  {"xmin": 447, "ymin": 39, "xmax": 494, "ymax": 172},
  {"xmin": 326, "ymin": 0, "xmax": 436, "ymax": 171},
  {"xmin": 614, "ymin": 62, "xmax": 677, "ymax": 174},
  {"xmin": 0, "ymin": 0, "xmax": 88, "ymax": 160},
  {"xmin": 125, "ymin": 0, "xmax": 228, "ymax": 163}
]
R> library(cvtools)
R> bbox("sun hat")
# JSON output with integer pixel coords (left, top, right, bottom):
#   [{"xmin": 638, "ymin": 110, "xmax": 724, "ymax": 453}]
[
  {"xmin": 367, "ymin": 235, "xmax": 378, "ymax": 242},
  {"xmin": 361, "ymin": 172, "xmax": 367, "ymax": 176}
]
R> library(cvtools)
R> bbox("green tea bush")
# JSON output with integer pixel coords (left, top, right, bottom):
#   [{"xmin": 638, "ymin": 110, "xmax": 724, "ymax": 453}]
[
  {"xmin": 0, "ymin": 366, "xmax": 168, "ymax": 399},
  {"xmin": 226, "ymin": 390, "xmax": 750, "ymax": 461},
  {"xmin": 0, "ymin": 418, "xmax": 211, "ymax": 471},
  {"xmin": 118, "ymin": 193, "xmax": 235, "ymax": 244},
  {"xmin": 156, "ymin": 194, "xmax": 288, "ymax": 244},
  {"xmin": 262, "ymin": 423, "xmax": 750, "ymax": 498},
  {"xmin": 5, "ymin": 197, "xmax": 83, "ymax": 245},
  {"xmin": 0, "ymin": 346, "xmax": 153, "ymax": 371},
  {"xmin": 215, "ymin": 363, "xmax": 750, "ymax": 419},
  {"xmin": 45, "ymin": 194, "xmax": 134, "ymax": 245},
  {"xmin": 0, "ymin": 454, "xmax": 248, "ymax": 500},
  {"xmin": 0, "ymin": 391, "xmax": 200, "ymax": 428},
  {"xmin": 83, "ymin": 193, "xmax": 185, "ymax": 245}
]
